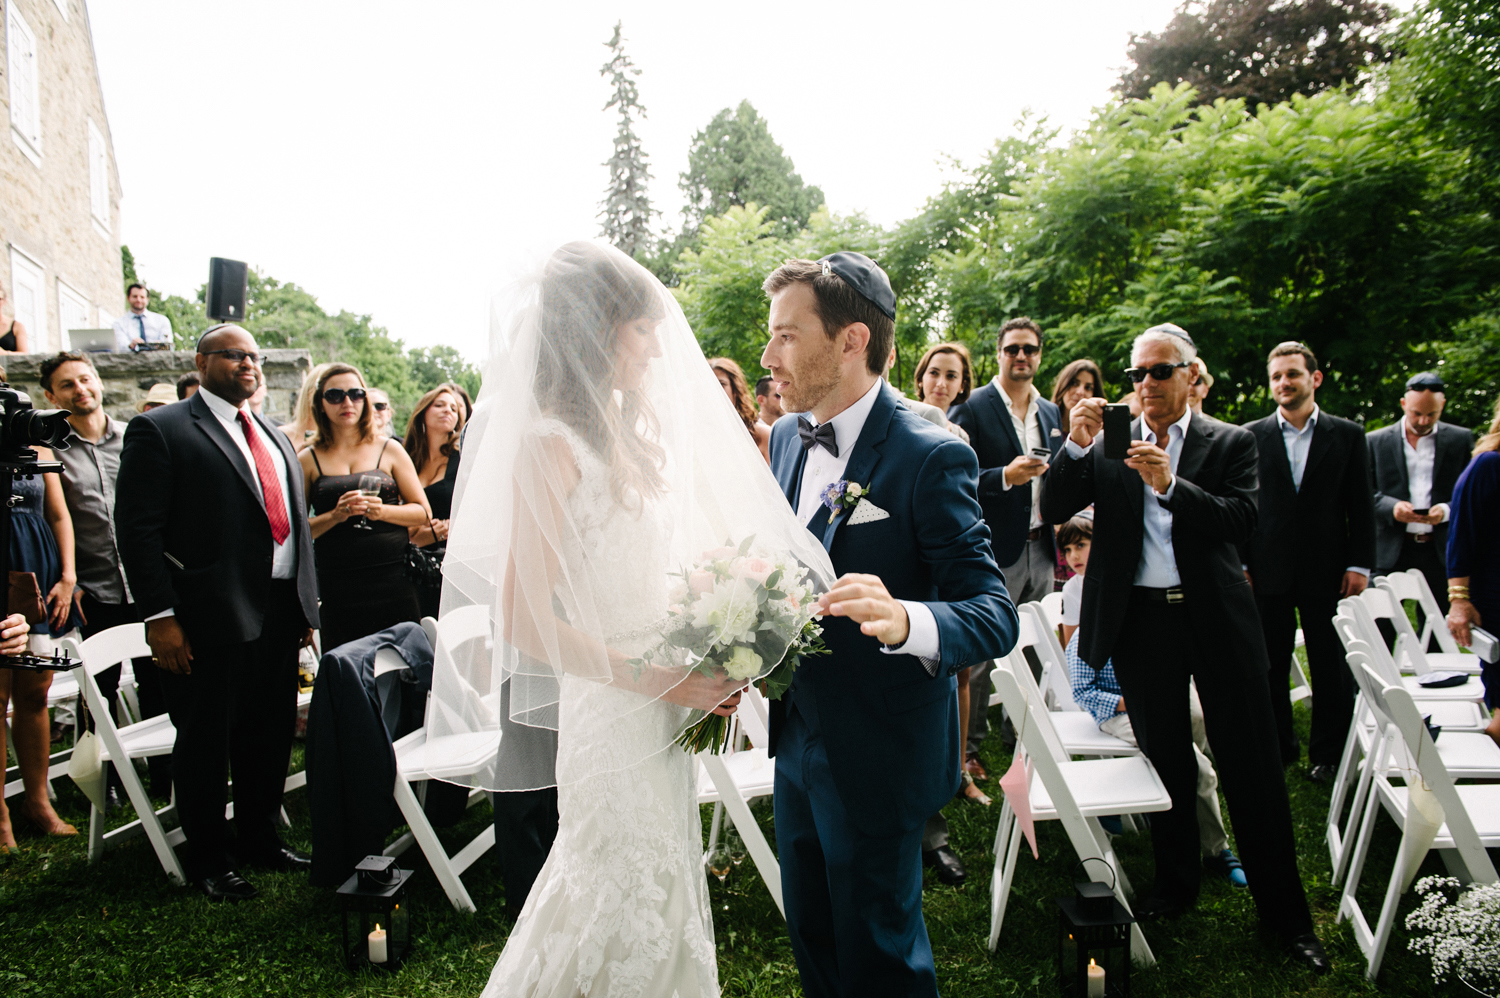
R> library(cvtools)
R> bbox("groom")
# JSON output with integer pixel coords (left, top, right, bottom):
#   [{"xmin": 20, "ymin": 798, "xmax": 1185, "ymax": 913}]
[{"xmin": 761, "ymin": 253, "xmax": 1018, "ymax": 998}]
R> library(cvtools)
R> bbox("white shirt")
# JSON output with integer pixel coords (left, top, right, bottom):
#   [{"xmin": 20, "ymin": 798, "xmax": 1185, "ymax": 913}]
[
  {"xmin": 111, "ymin": 309, "xmax": 174, "ymax": 351},
  {"xmin": 995, "ymin": 379, "xmax": 1044, "ymax": 529},
  {"xmin": 795, "ymin": 379, "xmax": 941, "ymax": 668},
  {"xmin": 1059, "ymin": 574, "xmax": 1083, "ymax": 627},
  {"xmin": 1401, "ymin": 417, "xmax": 1450, "ymax": 534},
  {"xmin": 1065, "ymin": 405, "xmax": 1191, "ymax": 587},
  {"xmin": 1277, "ymin": 405, "xmax": 1369, "ymax": 577}
]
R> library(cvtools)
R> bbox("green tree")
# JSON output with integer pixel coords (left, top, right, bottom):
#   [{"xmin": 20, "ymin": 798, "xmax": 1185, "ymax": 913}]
[
  {"xmin": 678, "ymin": 101, "xmax": 824, "ymax": 243},
  {"xmin": 407, "ymin": 344, "xmax": 483, "ymax": 400},
  {"xmin": 1119, "ymin": 0, "xmax": 1394, "ymax": 108},
  {"xmin": 597, "ymin": 22, "xmax": 655, "ymax": 259}
]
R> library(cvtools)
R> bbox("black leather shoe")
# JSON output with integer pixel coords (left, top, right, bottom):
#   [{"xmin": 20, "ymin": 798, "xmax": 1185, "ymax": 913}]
[
  {"xmin": 922, "ymin": 845, "xmax": 966, "ymax": 886},
  {"xmin": 199, "ymin": 871, "xmax": 259, "ymax": 902},
  {"xmin": 1135, "ymin": 894, "xmax": 1192, "ymax": 921},
  {"xmin": 1285, "ymin": 932, "xmax": 1332, "ymax": 974},
  {"xmin": 1307, "ymin": 764, "xmax": 1337, "ymax": 786},
  {"xmin": 241, "ymin": 845, "xmax": 312, "ymax": 873}
]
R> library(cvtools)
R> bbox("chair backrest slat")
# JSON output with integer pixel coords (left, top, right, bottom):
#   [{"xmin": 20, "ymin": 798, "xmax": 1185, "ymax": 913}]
[
  {"xmin": 1020, "ymin": 602, "xmax": 1082, "ymax": 712},
  {"xmin": 993, "ymin": 648, "xmax": 1069, "ymax": 764},
  {"xmin": 989, "ymin": 658, "xmax": 1083, "ymax": 816}
]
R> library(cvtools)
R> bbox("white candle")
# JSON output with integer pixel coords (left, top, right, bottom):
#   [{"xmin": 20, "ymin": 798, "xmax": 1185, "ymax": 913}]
[
  {"xmin": 368, "ymin": 924, "xmax": 388, "ymax": 964},
  {"xmin": 1087, "ymin": 958, "xmax": 1105, "ymax": 998}
]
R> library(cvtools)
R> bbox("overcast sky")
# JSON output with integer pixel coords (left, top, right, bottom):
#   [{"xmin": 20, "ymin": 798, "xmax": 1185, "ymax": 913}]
[{"xmin": 90, "ymin": 1, "xmax": 1195, "ymax": 361}]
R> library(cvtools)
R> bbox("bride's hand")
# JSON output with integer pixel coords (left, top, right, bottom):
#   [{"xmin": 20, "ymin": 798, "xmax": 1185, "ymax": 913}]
[{"xmin": 662, "ymin": 670, "xmax": 746, "ymax": 716}]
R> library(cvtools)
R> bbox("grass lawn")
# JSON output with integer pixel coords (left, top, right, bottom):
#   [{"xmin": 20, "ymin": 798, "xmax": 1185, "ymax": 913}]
[{"xmin": 0, "ymin": 696, "xmax": 1483, "ymax": 997}]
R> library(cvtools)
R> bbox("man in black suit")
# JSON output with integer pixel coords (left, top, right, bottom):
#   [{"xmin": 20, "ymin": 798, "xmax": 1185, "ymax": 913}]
[
  {"xmin": 949, "ymin": 317, "xmax": 1062, "ymax": 774},
  {"xmin": 1367, "ymin": 372, "xmax": 1475, "ymax": 617},
  {"xmin": 116, "ymin": 324, "xmax": 320, "ymax": 901},
  {"xmin": 1041, "ymin": 326, "xmax": 1329, "ymax": 973},
  {"xmin": 1242, "ymin": 342, "xmax": 1376, "ymax": 783}
]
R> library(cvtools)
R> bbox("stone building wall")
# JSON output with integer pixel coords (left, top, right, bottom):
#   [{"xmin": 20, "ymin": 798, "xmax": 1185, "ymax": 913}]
[
  {"xmin": 1, "ymin": 0, "xmax": 125, "ymax": 351},
  {"xmin": 1, "ymin": 350, "xmax": 313, "ymax": 424}
]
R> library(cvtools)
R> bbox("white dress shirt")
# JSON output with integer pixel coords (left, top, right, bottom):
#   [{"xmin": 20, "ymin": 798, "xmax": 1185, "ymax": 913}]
[
  {"xmin": 1065, "ymin": 406, "xmax": 1191, "ymax": 587},
  {"xmin": 1277, "ymin": 405, "xmax": 1369, "ymax": 577},
  {"xmin": 795, "ymin": 379, "xmax": 941, "ymax": 668},
  {"xmin": 995, "ymin": 379, "xmax": 1045, "ymax": 530},
  {"xmin": 111, "ymin": 309, "xmax": 174, "ymax": 351},
  {"xmin": 1401, "ymin": 417, "xmax": 1449, "ymax": 534}
]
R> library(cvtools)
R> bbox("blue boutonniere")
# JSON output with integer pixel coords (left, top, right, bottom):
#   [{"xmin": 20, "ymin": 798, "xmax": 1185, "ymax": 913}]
[{"xmin": 819, "ymin": 480, "xmax": 869, "ymax": 524}]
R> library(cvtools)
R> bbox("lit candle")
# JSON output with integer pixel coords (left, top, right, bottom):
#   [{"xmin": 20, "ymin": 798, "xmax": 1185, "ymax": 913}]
[
  {"xmin": 368, "ymin": 923, "xmax": 388, "ymax": 964},
  {"xmin": 1087, "ymin": 958, "xmax": 1105, "ymax": 998}
]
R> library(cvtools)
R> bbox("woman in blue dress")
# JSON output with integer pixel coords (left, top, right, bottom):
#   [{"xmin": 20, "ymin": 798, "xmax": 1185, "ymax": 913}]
[
  {"xmin": 1447, "ymin": 397, "xmax": 1500, "ymax": 746},
  {"xmin": 0, "ymin": 433, "xmax": 81, "ymax": 848}
]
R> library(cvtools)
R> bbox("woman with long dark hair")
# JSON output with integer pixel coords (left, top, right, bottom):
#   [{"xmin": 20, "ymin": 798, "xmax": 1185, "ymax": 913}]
[
  {"xmin": 404, "ymin": 385, "xmax": 465, "ymax": 620},
  {"xmin": 296, "ymin": 364, "xmax": 431, "ymax": 651},
  {"xmin": 1049, "ymin": 358, "xmax": 1104, "ymax": 437},
  {"xmin": 709, "ymin": 356, "xmax": 771, "ymax": 463},
  {"xmin": 913, "ymin": 342, "xmax": 973, "ymax": 413}
]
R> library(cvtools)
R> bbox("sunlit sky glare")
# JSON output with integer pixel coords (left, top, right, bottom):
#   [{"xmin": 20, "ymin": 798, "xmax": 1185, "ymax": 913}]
[{"xmin": 91, "ymin": 0, "xmax": 1341, "ymax": 361}]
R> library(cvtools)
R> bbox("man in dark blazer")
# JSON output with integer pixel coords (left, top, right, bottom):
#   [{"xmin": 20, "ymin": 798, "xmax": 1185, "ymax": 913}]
[
  {"xmin": 761, "ymin": 254, "xmax": 1017, "ymax": 998},
  {"xmin": 116, "ymin": 324, "xmax": 319, "ymax": 901},
  {"xmin": 1367, "ymin": 372, "xmax": 1475, "ymax": 616},
  {"xmin": 948, "ymin": 317, "xmax": 1063, "ymax": 771},
  {"xmin": 1041, "ymin": 326, "xmax": 1329, "ymax": 973},
  {"xmin": 1242, "ymin": 342, "xmax": 1377, "ymax": 782}
]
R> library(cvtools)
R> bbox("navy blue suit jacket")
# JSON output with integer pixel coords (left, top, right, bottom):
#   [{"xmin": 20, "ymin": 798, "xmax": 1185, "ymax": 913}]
[
  {"xmin": 768, "ymin": 383, "xmax": 1018, "ymax": 837},
  {"xmin": 947, "ymin": 383, "xmax": 1063, "ymax": 566}
]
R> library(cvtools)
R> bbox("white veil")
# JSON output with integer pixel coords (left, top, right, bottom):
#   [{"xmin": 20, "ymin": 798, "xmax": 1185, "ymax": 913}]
[{"xmin": 430, "ymin": 240, "xmax": 835, "ymax": 791}]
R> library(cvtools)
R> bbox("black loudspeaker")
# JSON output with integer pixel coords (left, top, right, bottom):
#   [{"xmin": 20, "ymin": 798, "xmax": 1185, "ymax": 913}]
[{"xmin": 206, "ymin": 257, "xmax": 249, "ymax": 322}]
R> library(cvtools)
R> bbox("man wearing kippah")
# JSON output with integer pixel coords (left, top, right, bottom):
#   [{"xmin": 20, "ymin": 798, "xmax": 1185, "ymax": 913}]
[{"xmin": 1367, "ymin": 372, "xmax": 1474, "ymax": 615}]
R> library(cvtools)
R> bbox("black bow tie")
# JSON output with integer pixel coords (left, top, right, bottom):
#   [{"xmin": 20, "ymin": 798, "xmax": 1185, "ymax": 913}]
[{"xmin": 798, "ymin": 417, "xmax": 838, "ymax": 457}]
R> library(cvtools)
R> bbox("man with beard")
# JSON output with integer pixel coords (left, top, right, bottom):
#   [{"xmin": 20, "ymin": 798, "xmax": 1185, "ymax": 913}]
[
  {"xmin": 41, "ymin": 351, "xmax": 171, "ymax": 797},
  {"xmin": 1241, "ymin": 342, "xmax": 1376, "ymax": 784},
  {"xmin": 756, "ymin": 374, "xmax": 785, "ymax": 426}
]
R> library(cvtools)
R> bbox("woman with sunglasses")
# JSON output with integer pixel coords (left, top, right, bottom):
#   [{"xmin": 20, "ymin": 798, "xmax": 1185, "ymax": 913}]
[
  {"xmin": 297, "ymin": 364, "xmax": 432, "ymax": 651},
  {"xmin": 0, "ymin": 283, "xmax": 31, "ymax": 354}
]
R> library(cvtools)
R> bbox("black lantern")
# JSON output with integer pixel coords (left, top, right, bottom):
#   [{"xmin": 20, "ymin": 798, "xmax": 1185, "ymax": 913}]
[
  {"xmin": 337, "ymin": 855, "xmax": 413, "ymax": 971},
  {"xmin": 1057, "ymin": 863, "xmax": 1133, "ymax": 998}
]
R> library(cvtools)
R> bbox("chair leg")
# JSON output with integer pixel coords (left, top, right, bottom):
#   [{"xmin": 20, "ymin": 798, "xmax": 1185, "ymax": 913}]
[
  {"xmin": 392, "ymin": 773, "xmax": 474, "ymax": 913},
  {"xmin": 1333, "ymin": 728, "xmax": 1389, "ymax": 888},
  {"xmin": 700, "ymin": 754, "xmax": 784, "ymax": 918},
  {"xmin": 706, "ymin": 800, "xmax": 724, "ymax": 858},
  {"xmin": 87, "ymin": 801, "xmax": 105, "ymax": 862},
  {"xmin": 988, "ymin": 806, "xmax": 1022, "ymax": 952}
]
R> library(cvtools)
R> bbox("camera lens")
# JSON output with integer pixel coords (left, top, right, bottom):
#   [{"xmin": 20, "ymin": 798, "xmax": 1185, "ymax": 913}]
[{"xmin": 8, "ymin": 407, "xmax": 72, "ymax": 449}]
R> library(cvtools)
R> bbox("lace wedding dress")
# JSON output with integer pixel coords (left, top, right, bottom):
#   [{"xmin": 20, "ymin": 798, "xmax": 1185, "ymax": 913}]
[{"xmin": 481, "ymin": 419, "xmax": 718, "ymax": 998}]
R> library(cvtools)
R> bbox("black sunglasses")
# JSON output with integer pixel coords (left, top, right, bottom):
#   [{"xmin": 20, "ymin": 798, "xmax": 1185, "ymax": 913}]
[
  {"xmin": 1124, "ymin": 362, "xmax": 1191, "ymax": 383},
  {"xmin": 202, "ymin": 348, "xmax": 261, "ymax": 365},
  {"xmin": 321, "ymin": 388, "xmax": 368, "ymax": 404},
  {"xmin": 372, "ymin": 401, "xmax": 390, "ymax": 411},
  {"xmin": 1001, "ymin": 343, "xmax": 1040, "ymax": 357}
]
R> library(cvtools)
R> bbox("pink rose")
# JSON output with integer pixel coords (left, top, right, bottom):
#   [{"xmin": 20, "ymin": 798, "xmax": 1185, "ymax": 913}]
[
  {"xmin": 689, "ymin": 570, "xmax": 716, "ymax": 595},
  {"xmin": 731, "ymin": 556, "xmax": 774, "ymax": 586}
]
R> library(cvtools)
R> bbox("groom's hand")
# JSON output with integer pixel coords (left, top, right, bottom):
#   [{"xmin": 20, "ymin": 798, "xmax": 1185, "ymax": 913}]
[{"xmin": 819, "ymin": 573, "xmax": 909, "ymax": 647}]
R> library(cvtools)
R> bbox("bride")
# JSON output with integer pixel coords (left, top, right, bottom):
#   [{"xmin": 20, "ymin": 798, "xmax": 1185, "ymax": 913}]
[{"xmin": 432, "ymin": 242, "xmax": 834, "ymax": 997}]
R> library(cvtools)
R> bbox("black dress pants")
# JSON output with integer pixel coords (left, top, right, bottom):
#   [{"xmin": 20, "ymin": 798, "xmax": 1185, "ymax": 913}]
[
  {"xmin": 491, "ymin": 787, "xmax": 559, "ymax": 912},
  {"xmin": 158, "ymin": 581, "xmax": 303, "ymax": 878},
  {"xmin": 1257, "ymin": 588, "xmax": 1352, "ymax": 767},
  {"xmin": 1109, "ymin": 589, "xmax": 1313, "ymax": 937},
  {"xmin": 81, "ymin": 594, "xmax": 172, "ymax": 796}
]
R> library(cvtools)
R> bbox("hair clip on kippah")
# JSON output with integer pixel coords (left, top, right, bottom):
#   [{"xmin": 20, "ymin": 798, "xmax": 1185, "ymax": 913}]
[{"xmin": 821, "ymin": 261, "xmax": 832, "ymax": 276}]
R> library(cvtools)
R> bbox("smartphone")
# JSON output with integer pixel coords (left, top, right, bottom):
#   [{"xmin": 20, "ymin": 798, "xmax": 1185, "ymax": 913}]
[
  {"xmin": 1102, "ymin": 404, "xmax": 1132, "ymax": 460},
  {"xmin": 1029, "ymin": 446, "xmax": 1052, "ymax": 462},
  {"xmin": 1411, "ymin": 508, "xmax": 1430, "ymax": 516}
]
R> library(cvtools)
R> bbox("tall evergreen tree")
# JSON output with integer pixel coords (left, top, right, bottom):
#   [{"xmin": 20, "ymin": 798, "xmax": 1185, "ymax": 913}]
[
  {"xmin": 597, "ymin": 22, "xmax": 654, "ymax": 259},
  {"xmin": 678, "ymin": 100, "xmax": 824, "ymax": 240}
]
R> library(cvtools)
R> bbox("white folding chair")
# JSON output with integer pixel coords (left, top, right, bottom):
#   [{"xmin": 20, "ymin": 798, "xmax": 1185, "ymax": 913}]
[
  {"xmin": 1038, "ymin": 591, "xmax": 1065, "ymax": 632},
  {"xmin": 1020, "ymin": 603, "xmax": 1085, "ymax": 715},
  {"xmin": 1342, "ymin": 597, "xmax": 1486, "ymax": 702},
  {"xmin": 385, "ymin": 610, "xmax": 497, "ymax": 913},
  {"xmin": 1288, "ymin": 627, "xmax": 1313, "ymax": 705},
  {"xmin": 987, "ymin": 651, "xmax": 1169, "ymax": 965},
  {"xmin": 1336, "ymin": 661, "xmax": 1500, "ymax": 980},
  {"xmin": 1377, "ymin": 571, "xmax": 1477, "ymax": 672},
  {"xmin": 1358, "ymin": 586, "xmax": 1474, "ymax": 677},
  {"xmin": 1014, "ymin": 604, "xmax": 1135, "ymax": 757},
  {"xmin": 60, "ymin": 626, "xmax": 186, "ymax": 885},
  {"xmin": 696, "ymin": 685, "xmax": 784, "ymax": 917}
]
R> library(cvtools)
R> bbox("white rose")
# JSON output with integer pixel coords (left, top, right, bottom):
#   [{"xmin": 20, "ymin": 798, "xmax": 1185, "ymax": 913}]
[
  {"xmin": 723, "ymin": 645, "xmax": 763, "ymax": 681},
  {"xmin": 692, "ymin": 577, "xmax": 761, "ymax": 644}
]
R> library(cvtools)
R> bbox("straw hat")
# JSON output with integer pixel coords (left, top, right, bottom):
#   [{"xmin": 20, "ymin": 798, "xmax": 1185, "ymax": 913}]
[{"xmin": 136, "ymin": 382, "xmax": 178, "ymax": 412}]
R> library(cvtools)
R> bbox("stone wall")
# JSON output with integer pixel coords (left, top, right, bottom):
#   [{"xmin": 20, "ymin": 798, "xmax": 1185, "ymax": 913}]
[{"xmin": 1, "ymin": 350, "xmax": 313, "ymax": 424}]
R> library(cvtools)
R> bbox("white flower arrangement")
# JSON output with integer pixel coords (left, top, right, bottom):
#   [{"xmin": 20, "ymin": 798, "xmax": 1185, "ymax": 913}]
[{"xmin": 1407, "ymin": 875, "xmax": 1500, "ymax": 991}]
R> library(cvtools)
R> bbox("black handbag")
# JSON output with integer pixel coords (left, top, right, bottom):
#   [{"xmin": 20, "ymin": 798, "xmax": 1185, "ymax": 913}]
[{"xmin": 405, "ymin": 517, "xmax": 445, "ymax": 585}]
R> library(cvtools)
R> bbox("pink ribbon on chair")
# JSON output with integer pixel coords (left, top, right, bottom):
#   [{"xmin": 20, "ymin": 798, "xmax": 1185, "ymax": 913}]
[{"xmin": 999, "ymin": 754, "xmax": 1038, "ymax": 859}]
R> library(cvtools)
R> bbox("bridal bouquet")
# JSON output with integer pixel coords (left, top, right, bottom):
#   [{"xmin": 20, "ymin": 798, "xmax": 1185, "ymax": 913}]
[{"xmin": 629, "ymin": 535, "xmax": 827, "ymax": 754}]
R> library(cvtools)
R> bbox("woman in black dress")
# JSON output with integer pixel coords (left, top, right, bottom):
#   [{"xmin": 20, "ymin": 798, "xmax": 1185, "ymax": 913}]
[
  {"xmin": 297, "ymin": 364, "xmax": 431, "ymax": 652},
  {"xmin": 403, "ymin": 386, "xmax": 465, "ymax": 620}
]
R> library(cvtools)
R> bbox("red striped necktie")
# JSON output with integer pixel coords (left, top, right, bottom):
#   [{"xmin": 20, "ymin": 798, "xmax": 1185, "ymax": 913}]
[{"xmin": 236, "ymin": 409, "xmax": 292, "ymax": 546}]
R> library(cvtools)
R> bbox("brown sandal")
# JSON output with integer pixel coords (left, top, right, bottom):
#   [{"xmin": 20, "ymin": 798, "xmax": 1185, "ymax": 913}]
[{"xmin": 15, "ymin": 800, "xmax": 77, "ymax": 837}]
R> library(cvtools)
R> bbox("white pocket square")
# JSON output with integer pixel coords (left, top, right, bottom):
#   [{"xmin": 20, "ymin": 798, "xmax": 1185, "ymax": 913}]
[{"xmin": 847, "ymin": 498, "xmax": 890, "ymax": 525}]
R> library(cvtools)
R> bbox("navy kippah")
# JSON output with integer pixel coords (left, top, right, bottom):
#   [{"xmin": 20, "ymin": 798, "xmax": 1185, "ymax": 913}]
[
  {"xmin": 818, "ymin": 252, "xmax": 896, "ymax": 321},
  {"xmin": 1405, "ymin": 371, "xmax": 1445, "ymax": 391}
]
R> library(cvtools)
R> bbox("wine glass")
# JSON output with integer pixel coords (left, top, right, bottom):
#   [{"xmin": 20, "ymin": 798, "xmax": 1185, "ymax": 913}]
[
  {"xmin": 351, "ymin": 474, "xmax": 382, "ymax": 531},
  {"xmin": 726, "ymin": 825, "xmax": 746, "ymax": 867},
  {"xmin": 708, "ymin": 845, "xmax": 732, "ymax": 910}
]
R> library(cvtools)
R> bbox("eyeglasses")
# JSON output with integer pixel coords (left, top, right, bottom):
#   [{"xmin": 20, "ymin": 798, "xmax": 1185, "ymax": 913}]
[
  {"xmin": 1124, "ymin": 362, "xmax": 1191, "ymax": 383},
  {"xmin": 201, "ymin": 349, "xmax": 261, "ymax": 365},
  {"xmin": 321, "ymin": 388, "xmax": 368, "ymax": 404},
  {"xmin": 1001, "ymin": 344, "xmax": 1040, "ymax": 357},
  {"xmin": 372, "ymin": 401, "xmax": 390, "ymax": 411}
]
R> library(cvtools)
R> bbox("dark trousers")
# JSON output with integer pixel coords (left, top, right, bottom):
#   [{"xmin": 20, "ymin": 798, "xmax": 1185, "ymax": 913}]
[
  {"xmin": 158, "ymin": 581, "xmax": 303, "ymax": 878},
  {"xmin": 1257, "ymin": 588, "xmax": 1352, "ymax": 767},
  {"xmin": 1391, "ymin": 533, "xmax": 1450, "ymax": 617},
  {"xmin": 775, "ymin": 702, "xmax": 935, "ymax": 998},
  {"xmin": 490, "ymin": 787, "xmax": 559, "ymax": 913},
  {"xmin": 1110, "ymin": 589, "xmax": 1312, "ymax": 937},
  {"xmin": 81, "ymin": 594, "xmax": 171, "ymax": 795}
]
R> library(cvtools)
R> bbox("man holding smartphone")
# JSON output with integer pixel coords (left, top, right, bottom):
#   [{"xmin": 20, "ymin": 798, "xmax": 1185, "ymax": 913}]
[{"xmin": 949, "ymin": 317, "xmax": 1063, "ymax": 773}]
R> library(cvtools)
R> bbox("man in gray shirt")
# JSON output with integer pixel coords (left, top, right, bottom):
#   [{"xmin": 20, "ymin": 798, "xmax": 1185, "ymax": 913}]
[{"xmin": 41, "ymin": 351, "xmax": 170, "ymax": 795}]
